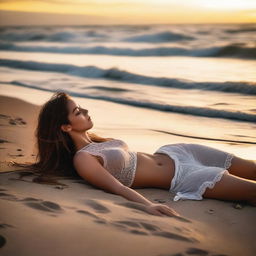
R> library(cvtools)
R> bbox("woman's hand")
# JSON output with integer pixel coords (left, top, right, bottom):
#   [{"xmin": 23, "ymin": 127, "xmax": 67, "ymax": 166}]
[{"xmin": 145, "ymin": 203, "xmax": 180, "ymax": 217}]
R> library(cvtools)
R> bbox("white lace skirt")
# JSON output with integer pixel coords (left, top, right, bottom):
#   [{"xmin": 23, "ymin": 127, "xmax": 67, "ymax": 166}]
[{"xmin": 154, "ymin": 143, "xmax": 234, "ymax": 201}]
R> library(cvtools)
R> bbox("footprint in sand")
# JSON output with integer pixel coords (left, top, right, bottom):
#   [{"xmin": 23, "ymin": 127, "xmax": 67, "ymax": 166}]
[
  {"xmin": 112, "ymin": 220, "xmax": 143, "ymax": 229},
  {"xmin": 23, "ymin": 198, "xmax": 64, "ymax": 214},
  {"xmin": 110, "ymin": 219, "xmax": 196, "ymax": 242},
  {"xmin": 140, "ymin": 221, "xmax": 161, "ymax": 231},
  {"xmin": 85, "ymin": 199, "xmax": 111, "ymax": 213},
  {"xmin": 94, "ymin": 219, "xmax": 108, "ymax": 224},
  {"xmin": 9, "ymin": 117, "xmax": 27, "ymax": 125},
  {"xmin": 0, "ymin": 189, "xmax": 64, "ymax": 216},
  {"xmin": 76, "ymin": 209, "xmax": 100, "ymax": 219},
  {"xmin": 77, "ymin": 199, "xmax": 111, "ymax": 224},
  {"xmin": 76, "ymin": 209, "xmax": 108, "ymax": 224},
  {"xmin": 78, "ymin": 200, "xmax": 148, "ymax": 233},
  {"xmin": 77, "ymin": 200, "xmax": 196, "ymax": 243},
  {"xmin": 0, "ymin": 192, "xmax": 19, "ymax": 201},
  {"xmin": 76, "ymin": 206, "xmax": 146, "ymax": 234},
  {"xmin": 0, "ymin": 114, "xmax": 26, "ymax": 126},
  {"xmin": 111, "ymin": 220, "xmax": 156, "ymax": 236},
  {"xmin": 153, "ymin": 231, "xmax": 196, "ymax": 243}
]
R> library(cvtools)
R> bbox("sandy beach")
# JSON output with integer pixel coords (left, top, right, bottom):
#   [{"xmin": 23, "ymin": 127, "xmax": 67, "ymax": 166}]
[{"xmin": 0, "ymin": 84, "xmax": 255, "ymax": 256}]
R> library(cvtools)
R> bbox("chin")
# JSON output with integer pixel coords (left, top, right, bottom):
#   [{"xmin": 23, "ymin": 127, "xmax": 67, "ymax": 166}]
[{"xmin": 87, "ymin": 124, "xmax": 94, "ymax": 130}]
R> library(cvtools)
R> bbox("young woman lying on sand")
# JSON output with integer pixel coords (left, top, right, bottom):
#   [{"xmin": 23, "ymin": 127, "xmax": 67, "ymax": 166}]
[{"xmin": 23, "ymin": 92, "xmax": 256, "ymax": 217}]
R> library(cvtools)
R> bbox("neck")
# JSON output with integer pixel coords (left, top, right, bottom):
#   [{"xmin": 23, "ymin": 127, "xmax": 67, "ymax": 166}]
[{"xmin": 69, "ymin": 131, "xmax": 93, "ymax": 151}]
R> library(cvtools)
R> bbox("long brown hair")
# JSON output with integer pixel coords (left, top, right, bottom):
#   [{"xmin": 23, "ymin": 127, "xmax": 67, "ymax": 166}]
[{"xmin": 14, "ymin": 92, "xmax": 112, "ymax": 183}]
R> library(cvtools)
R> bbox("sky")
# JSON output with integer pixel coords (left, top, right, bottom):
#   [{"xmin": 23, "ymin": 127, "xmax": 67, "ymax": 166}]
[{"xmin": 0, "ymin": 0, "xmax": 256, "ymax": 26}]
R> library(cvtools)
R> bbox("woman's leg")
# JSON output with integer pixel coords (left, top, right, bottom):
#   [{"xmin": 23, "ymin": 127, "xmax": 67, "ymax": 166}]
[
  {"xmin": 227, "ymin": 156, "xmax": 256, "ymax": 181},
  {"xmin": 203, "ymin": 172, "xmax": 256, "ymax": 206},
  {"xmin": 183, "ymin": 144, "xmax": 256, "ymax": 180}
]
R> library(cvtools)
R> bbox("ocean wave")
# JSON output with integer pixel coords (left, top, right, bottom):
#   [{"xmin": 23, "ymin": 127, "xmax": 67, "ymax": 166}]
[
  {"xmin": 124, "ymin": 31, "xmax": 195, "ymax": 43},
  {"xmin": 0, "ymin": 31, "xmax": 77, "ymax": 42},
  {"xmin": 210, "ymin": 44, "xmax": 256, "ymax": 59},
  {"xmin": 2, "ymin": 80, "xmax": 256, "ymax": 123},
  {"xmin": 0, "ymin": 29, "xmax": 108, "ymax": 42},
  {"xmin": 225, "ymin": 27, "xmax": 256, "ymax": 34},
  {"xmin": 0, "ymin": 42, "xmax": 189, "ymax": 56},
  {"xmin": 0, "ymin": 30, "xmax": 194, "ymax": 43},
  {"xmin": 1, "ymin": 42, "xmax": 255, "ymax": 59},
  {"xmin": 0, "ymin": 59, "xmax": 255, "ymax": 95}
]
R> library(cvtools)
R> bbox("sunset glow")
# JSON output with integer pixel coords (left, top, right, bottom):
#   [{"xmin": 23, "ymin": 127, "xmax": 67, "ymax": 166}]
[{"xmin": 0, "ymin": 0, "xmax": 255, "ymax": 25}]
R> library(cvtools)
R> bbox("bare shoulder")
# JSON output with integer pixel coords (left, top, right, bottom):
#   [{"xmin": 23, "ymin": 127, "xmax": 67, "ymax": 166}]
[
  {"xmin": 73, "ymin": 151, "xmax": 97, "ymax": 169},
  {"xmin": 73, "ymin": 150, "xmax": 91, "ymax": 161}
]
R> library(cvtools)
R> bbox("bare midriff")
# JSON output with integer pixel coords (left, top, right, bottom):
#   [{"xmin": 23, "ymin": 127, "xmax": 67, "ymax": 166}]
[{"xmin": 131, "ymin": 152, "xmax": 175, "ymax": 189}]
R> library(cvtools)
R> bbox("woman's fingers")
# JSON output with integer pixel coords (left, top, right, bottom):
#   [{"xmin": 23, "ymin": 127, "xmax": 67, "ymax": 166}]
[
  {"xmin": 159, "ymin": 205, "xmax": 180, "ymax": 217},
  {"xmin": 150, "ymin": 208, "xmax": 164, "ymax": 216},
  {"xmin": 146, "ymin": 204, "xmax": 180, "ymax": 217},
  {"xmin": 146, "ymin": 206, "xmax": 164, "ymax": 216}
]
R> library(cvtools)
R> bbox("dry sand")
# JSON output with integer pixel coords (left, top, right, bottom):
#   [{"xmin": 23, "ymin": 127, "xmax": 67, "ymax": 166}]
[{"xmin": 0, "ymin": 85, "xmax": 256, "ymax": 256}]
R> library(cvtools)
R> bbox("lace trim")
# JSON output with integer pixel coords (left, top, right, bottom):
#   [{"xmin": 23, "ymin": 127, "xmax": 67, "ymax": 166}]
[
  {"xmin": 224, "ymin": 153, "xmax": 234, "ymax": 170},
  {"xmin": 76, "ymin": 139, "xmax": 126, "ymax": 154},
  {"xmin": 173, "ymin": 169, "xmax": 229, "ymax": 201}
]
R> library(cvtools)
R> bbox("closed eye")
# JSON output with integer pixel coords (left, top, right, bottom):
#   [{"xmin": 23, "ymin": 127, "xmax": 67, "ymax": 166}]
[{"xmin": 75, "ymin": 105, "xmax": 82, "ymax": 115}]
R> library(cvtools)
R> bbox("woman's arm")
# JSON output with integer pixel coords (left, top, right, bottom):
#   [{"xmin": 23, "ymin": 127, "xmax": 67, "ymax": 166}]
[
  {"xmin": 117, "ymin": 186, "xmax": 180, "ymax": 216},
  {"xmin": 73, "ymin": 151, "xmax": 180, "ymax": 217}
]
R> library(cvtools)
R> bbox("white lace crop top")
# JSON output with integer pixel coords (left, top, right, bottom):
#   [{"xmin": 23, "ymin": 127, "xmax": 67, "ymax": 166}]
[{"xmin": 76, "ymin": 139, "xmax": 137, "ymax": 187}]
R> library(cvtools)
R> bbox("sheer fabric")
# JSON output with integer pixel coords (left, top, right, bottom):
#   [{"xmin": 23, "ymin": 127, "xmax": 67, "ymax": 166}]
[
  {"xmin": 76, "ymin": 140, "xmax": 235, "ymax": 201},
  {"xmin": 76, "ymin": 139, "xmax": 137, "ymax": 187},
  {"xmin": 154, "ymin": 143, "xmax": 234, "ymax": 201}
]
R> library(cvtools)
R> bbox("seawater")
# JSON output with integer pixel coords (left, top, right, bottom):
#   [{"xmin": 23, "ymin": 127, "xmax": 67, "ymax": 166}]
[{"xmin": 0, "ymin": 24, "xmax": 255, "ymax": 147}]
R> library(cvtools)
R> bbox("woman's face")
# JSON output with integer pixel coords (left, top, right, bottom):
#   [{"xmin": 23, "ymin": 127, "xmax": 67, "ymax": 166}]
[{"xmin": 66, "ymin": 99, "xmax": 93, "ymax": 132}]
